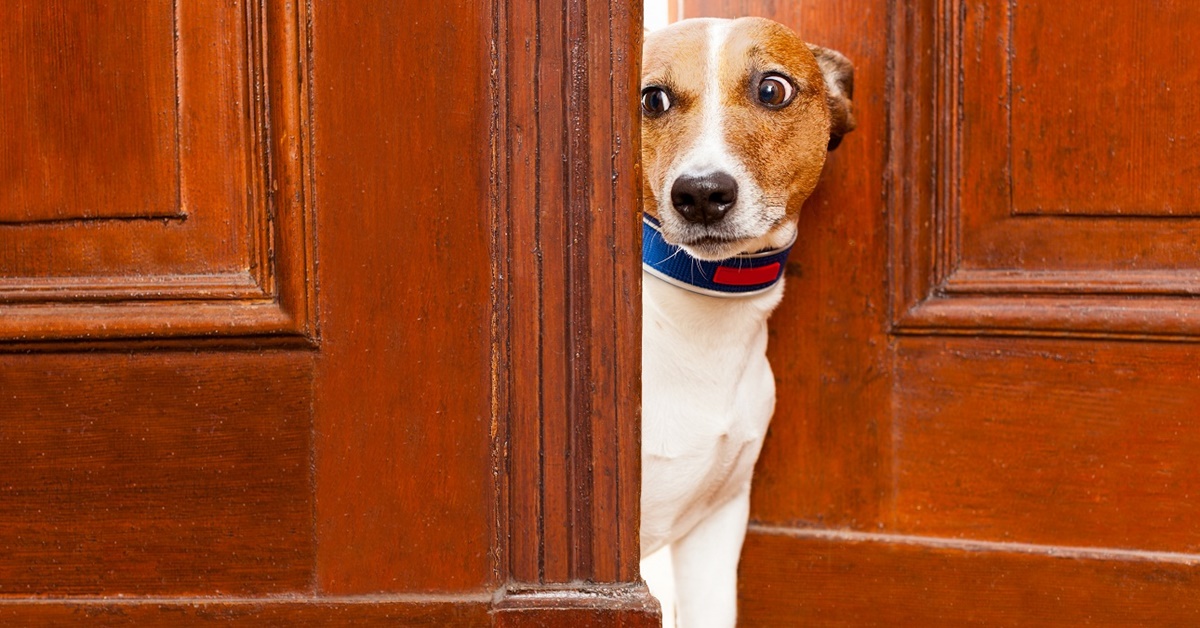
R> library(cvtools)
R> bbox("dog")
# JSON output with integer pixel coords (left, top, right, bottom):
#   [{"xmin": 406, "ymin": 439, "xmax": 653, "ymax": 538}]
[{"xmin": 639, "ymin": 17, "xmax": 855, "ymax": 627}]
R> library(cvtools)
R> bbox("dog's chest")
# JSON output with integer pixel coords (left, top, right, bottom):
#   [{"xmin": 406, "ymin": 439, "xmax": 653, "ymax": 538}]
[{"xmin": 640, "ymin": 276, "xmax": 781, "ymax": 552}]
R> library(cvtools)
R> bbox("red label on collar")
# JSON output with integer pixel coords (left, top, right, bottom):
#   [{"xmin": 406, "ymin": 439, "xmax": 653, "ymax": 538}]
[{"xmin": 713, "ymin": 263, "xmax": 781, "ymax": 286}]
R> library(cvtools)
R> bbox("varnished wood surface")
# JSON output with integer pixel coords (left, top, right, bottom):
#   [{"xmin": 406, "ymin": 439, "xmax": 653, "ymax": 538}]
[
  {"xmin": 0, "ymin": 0, "xmax": 248, "ymax": 274},
  {"xmin": 0, "ymin": 0, "xmax": 654, "ymax": 622},
  {"xmin": 891, "ymin": 0, "xmax": 1200, "ymax": 340},
  {"xmin": 740, "ymin": 528, "xmax": 1200, "ymax": 626},
  {"xmin": 496, "ymin": 0, "xmax": 644, "ymax": 586},
  {"xmin": 0, "ymin": 1, "xmax": 178, "ymax": 223},
  {"xmin": 312, "ymin": 0, "xmax": 653, "ymax": 613},
  {"xmin": 0, "ymin": 0, "xmax": 315, "ymax": 344},
  {"xmin": 957, "ymin": 1, "xmax": 1200, "ymax": 263},
  {"xmin": 310, "ymin": 0, "xmax": 496, "ymax": 594},
  {"xmin": 687, "ymin": 0, "xmax": 1200, "ymax": 624},
  {"xmin": 493, "ymin": 586, "xmax": 660, "ymax": 628},
  {"xmin": 893, "ymin": 337, "xmax": 1200, "ymax": 551},
  {"xmin": 0, "ymin": 598, "xmax": 492, "ymax": 627},
  {"xmin": 0, "ymin": 594, "xmax": 659, "ymax": 628},
  {"xmin": 0, "ymin": 352, "xmax": 313, "ymax": 595},
  {"xmin": 1009, "ymin": 1, "xmax": 1200, "ymax": 216}
]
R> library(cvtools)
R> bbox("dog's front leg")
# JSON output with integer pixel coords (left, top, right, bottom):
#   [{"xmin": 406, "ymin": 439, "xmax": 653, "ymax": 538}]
[{"xmin": 671, "ymin": 488, "xmax": 751, "ymax": 628}]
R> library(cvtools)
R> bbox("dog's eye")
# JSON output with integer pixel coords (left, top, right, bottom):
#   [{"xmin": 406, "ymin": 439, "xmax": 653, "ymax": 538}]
[
  {"xmin": 757, "ymin": 75, "xmax": 795, "ymax": 108},
  {"xmin": 641, "ymin": 87, "xmax": 672, "ymax": 116}
]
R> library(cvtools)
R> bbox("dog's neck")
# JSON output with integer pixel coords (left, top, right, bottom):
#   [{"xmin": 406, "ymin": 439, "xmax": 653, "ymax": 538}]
[
  {"xmin": 641, "ymin": 212, "xmax": 789, "ymax": 348},
  {"xmin": 643, "ymin": 263, "xmax": 784, "ymax": 349},
  {"xmin": 641, "ymin": 215, "xmax": 794, "ymax": 298}
]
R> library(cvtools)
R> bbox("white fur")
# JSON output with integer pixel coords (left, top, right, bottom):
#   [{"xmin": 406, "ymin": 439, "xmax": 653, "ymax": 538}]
[
  {"xmin": 640, "ymin": 18, "xmax": 803, "ymax": 628},
  {"xmin": 641, "ymin": 275, "xmax": 784, "ymax": 628}
]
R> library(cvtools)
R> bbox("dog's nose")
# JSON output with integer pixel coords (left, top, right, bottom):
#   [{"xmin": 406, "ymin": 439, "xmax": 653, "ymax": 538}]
[{"xmin": 670, "ymin": 172, "xmax": 738, "ymax": 225}]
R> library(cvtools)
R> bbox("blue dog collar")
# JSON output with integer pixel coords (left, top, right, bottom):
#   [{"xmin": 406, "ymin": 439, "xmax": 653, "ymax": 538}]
[{"xmin": 642, "ymin": 214, "xmax": 794, "ymax": 297}]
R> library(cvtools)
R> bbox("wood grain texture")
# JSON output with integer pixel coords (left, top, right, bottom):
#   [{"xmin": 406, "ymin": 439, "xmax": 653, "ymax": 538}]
[
  {"xmin": 739, "ymin": 528, "xmax": 1200, "ymax": 626},
  {"xmin": 494, "ymin": 0, "xmax": 645, "ymax": 585},
  {"xmin": 0, "ymin": 0, "xmax": 653, "ymax": 620},
  {"xmin": 891, "ymin": 0, "xmax": 1200, "ymax": 340},
  {"xmin": 894, "ymin": 294, "xmax": 1200, "ymax": 342},
  {"xmin": 686, "ymin": 0, "xmax": 1200, "ymax": 624},
  {"xmin": 0, "ymin": 598, "xmax": 491, "ymax": 627},
  {"xmin": 0, "ymin": 594, "xmax": 658, "ymax": 627},
  {"xmin": 0, "ymin": 352, "xmax": 314, "ymax": 596},
  {"xmin": 0, "ymin": 0, "xmax": 316, "ymax": 345},
  {"xmin": 957, "ymin": 0, "xmax": 1200, "ymax": 259},
  {"xmin": 310, "ymin": 0, "xmax": 496, "ymax": 594},
  {"xmin": 894, "ymin": 336, "xmax": 1200, "ymax": 552},
  {"xmin": 1009, "ymin": 1, "xmax": 1200, "ymax": 216},
  {"xmin": 493, "ymin": 586, "xmax": 660, "ymax": 628},
  {"xmin": 0, "ymin": 1, "xmax": 179, "ymax": 222}
]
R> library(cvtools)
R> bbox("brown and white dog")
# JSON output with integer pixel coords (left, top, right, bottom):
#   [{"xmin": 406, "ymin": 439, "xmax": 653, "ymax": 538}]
[{"xmin": 639, "ymin": 17, "xmax": 855, "ymax": 627}]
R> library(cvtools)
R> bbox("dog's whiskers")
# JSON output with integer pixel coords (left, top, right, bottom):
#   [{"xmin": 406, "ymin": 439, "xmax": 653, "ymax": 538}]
[{"xmin": 662, "ymin": 245, "xmax": 688, "ymax": 264}]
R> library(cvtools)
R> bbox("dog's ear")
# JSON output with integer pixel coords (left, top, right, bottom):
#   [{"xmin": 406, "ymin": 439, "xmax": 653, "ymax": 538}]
[{"xmin": 807, "ymin": 43, "xmax": 856, "ymax": 151}]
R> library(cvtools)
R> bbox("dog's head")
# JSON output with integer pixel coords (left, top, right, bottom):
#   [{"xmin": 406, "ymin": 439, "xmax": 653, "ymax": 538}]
[{"xmin": 641, "ymin": 17, "xmax": 855, "ymax": 260}]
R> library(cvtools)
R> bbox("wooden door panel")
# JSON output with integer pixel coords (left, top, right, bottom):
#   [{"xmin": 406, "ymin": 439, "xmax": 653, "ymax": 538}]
[
  {"xmin": 739, "ymin": 531, "xmax": 1200, "ymax": 626},
  {"xmin": 0, "ymin": 0, "xmax": 313, "ymax": 344},
  {"xmin": 0, "ymin": 599, "xmax": 493, "ymax": 626},
  {"xmin": 960, "ymin": 0, "xmax": 1200, "ymax": 226},
  {"xmin": 496, "ymin": 0, "xmax": 644, "ymax": 588},
  {"xmin": 894, "ymin": 337, "xmax": 1200, "ymax": 552},
  {"xmin": 310, "ymin": 0, "xmax": 496, "ymax": 593},
  {"xmin": 896, "ymin": 0, "xmax": 1200, "ymax": 338},
  {"xmin": 0, "ymin": 1, "xmax": 179, "ymax": 223},
  {"xmin": 684, "ymin": 0, "xmax": 1200, "ymax": 624},
  {"xmin": 0, "ymin": 0, "xmax": 318, "ymax": 600},
  {"xmin": 0, "ymin": 352, "xmax": 313, "ymax": 596},
  {"xmin": 959, "ymin": 0, "xmax": 1200, "ymax": 265},
  {"xmin": 1, "ymin": 0, "xmax": 655, "ymax": 623},
  {"xmin": 1009, "ymin": 2, "xmax": 1200, "ymax": 217}
]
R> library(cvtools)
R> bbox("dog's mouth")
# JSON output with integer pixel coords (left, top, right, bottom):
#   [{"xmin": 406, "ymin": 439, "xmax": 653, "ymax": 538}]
[
  {"xmin": 654, "ymin": 187, "xmax": 792, "ymax": 260},
  {"xmin": 664, "ymin": 218, "xmax": 796, "ymax": 262},
  {"xmin": 682, "ymin": 234, "xmax": 737, "ymax": 247},
  {"xmin": 674, "ymin": 233, "xmax": 749, "ymax": 261}
]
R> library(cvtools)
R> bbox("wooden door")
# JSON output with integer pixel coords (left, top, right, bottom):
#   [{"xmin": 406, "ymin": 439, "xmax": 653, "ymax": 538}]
[
  {"xmin": 0, "ymin": 1, "xmax": 656, "ymax": 625},
  {"xmin": 684, "ymin": 0, "xmax": 1200, "ymax": 624}
]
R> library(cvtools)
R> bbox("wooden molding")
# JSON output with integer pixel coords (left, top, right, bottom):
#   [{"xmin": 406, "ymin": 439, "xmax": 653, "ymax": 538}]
[
  {"xmin": 740, "ymin": 526, "xmax": 1200, "ymax": 624},
  {"xmin": 491, "ymin": 0, "xmax": 645, "ymax": 586},
  {"xmin": 942, "ymin": 269, "xmax": 1200, "ymax": 297},
  {"xmin": 492, "ymin": 584, "xmax": 661, "ymax": 627},
  {"xmin": 889, "ymin": 0, "xmax": 1200, "ymax": 341},
  {"xmin": 0, "ymin": 596, "xmax": 493, "ymax": 625},
  {"xmin": 0, "ymin": 0, "xmax": 315, "ymax": 347},
  {"xmin": 0, "ymin": 589, "xmax": 660, "ymax": 625}
]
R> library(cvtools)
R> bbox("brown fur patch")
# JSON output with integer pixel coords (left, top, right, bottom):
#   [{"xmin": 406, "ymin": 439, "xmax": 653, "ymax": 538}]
[
  {"xmin": 719, "ymin": 18, "xmax": 831, "ymax": 219},
  {"xmin": 807, "ymin": 43, "xmax": 857, "ymax": 150}
]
